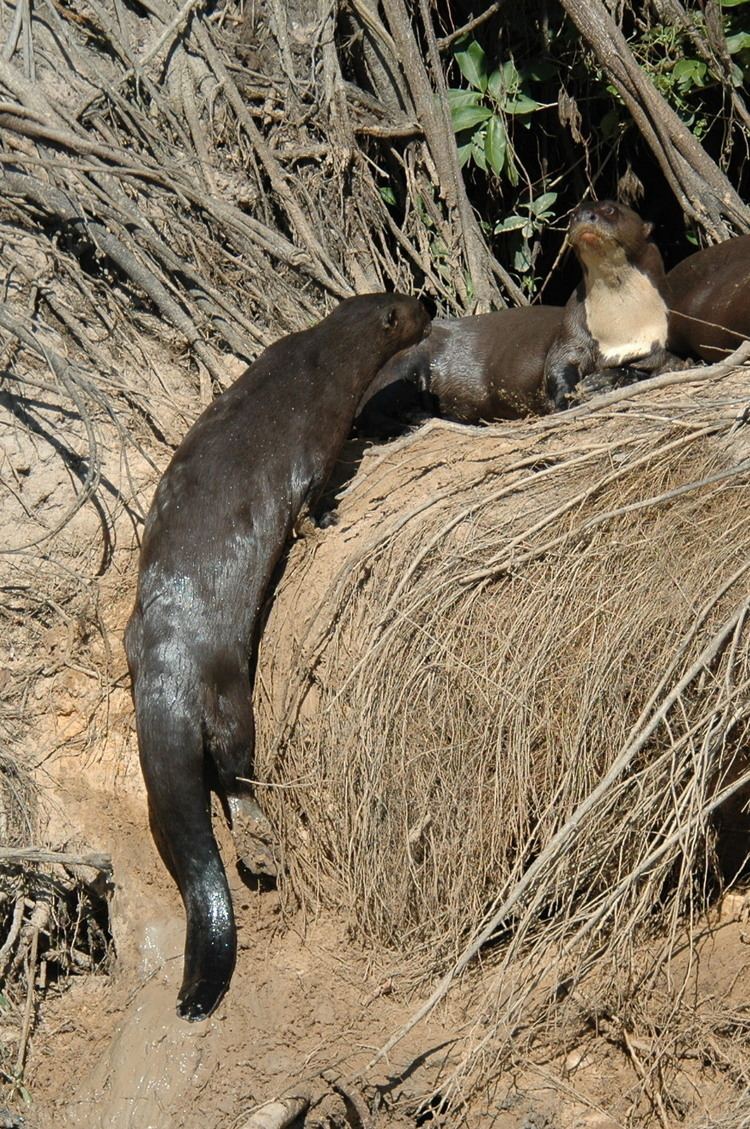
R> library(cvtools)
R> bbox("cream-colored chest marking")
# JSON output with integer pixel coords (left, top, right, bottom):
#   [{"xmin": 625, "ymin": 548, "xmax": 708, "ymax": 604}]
[{"xmin": 585, "ymin": 267, "xmax": 668, "ymax": 365}]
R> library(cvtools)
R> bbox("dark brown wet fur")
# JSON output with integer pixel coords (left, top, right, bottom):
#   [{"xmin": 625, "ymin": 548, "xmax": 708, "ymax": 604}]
[
  {"xmin": 667, "ymin": 234, "xmax": 750, "ymax": 361},
  {"xmin": 544, "ymin": 200, "xmax": 688, "ymax": 409},
  {"xmin": 124, "ymin": 294, "xmax": 430, "ymax": 1021},
  {"xmin": 357, "ymin": 306, "xmax": 563, "ymax": 435}
]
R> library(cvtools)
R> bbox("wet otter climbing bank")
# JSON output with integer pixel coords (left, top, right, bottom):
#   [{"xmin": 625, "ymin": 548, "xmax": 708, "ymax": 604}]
[{"xmin": 124, "ymin": 295, "xmax": 430, "ymax": 1020}]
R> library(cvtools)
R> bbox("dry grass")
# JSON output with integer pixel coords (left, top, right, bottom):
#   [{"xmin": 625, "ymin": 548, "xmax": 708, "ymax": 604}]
[{"xmin": 255, "ymin": 367, "xmax": 750, "ymax": 1117}]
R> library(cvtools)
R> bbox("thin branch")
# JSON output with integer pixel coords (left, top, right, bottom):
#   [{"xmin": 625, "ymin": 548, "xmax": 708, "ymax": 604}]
[
  {"xmin": 436, "ymin": 2, "xmax": 504, "ymax": 51},
  {"xmin": 0, "ymin": 847, "xmax": 112, "ymax": 871}
]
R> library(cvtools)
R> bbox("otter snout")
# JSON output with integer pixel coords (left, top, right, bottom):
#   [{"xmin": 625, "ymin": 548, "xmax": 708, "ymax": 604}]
[
  {"xmin": 568, "ymin": 201, "xmax": 620, "ymax": 249},
  {"xmin": 568, "ymin": 200, "xmax": 653, "ymax": 264}
]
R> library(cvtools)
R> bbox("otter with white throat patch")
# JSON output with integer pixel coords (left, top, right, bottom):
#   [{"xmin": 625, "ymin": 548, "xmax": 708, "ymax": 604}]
[{"xmin": 545, "ymin": 200, "xmax": 688, "ymax": 409}]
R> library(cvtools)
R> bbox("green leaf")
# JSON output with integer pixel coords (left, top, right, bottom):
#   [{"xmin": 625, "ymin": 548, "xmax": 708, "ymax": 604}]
[
  {"xmin": 514, "ymin": 245, "xmax": 533, "ymax": 272},
  {"xmin": 485, "ymin": 115, "xmax": 507, "ymax": 175},
  {"xmin": 504, "ymin": 94, "xmax": 543, "ymax": 114},
  {"xmin": 671, "ymin": 58, "xmax": 698, "ymax": 79},
  {"xmin": 506, "ymin": 151, "xmax": 519, "ymax": 187},
  {"xmin": 456, "ymin": 141, "xmax": 473, "ymax": 168},
  {"xmin": 471, "ymin": 130, "xmax": 488, "ymax": 171},
  {"xmin": 450, "ymin": 103, "xmax": 493, "ymax": 132},
  {"xmin": 447, "ymin": 89, "xmax": 491, "ymax": 132},
  {"xmin": 501, "ymin": 59, "xmax": 520, "ymax": 89},
  {"xmin": 720, "ymin": 0, "xmax": 750, "ymax": 7},
  {"xmin": 487, "ymin": 68, "xmax": 504, "ymax": 103},
  {"xmin": 494, "ymin": 215, "xmax": 527, "ymax": 233},
  {"xmin": 447, "ymin": 88, "xmax": 484, "ymax": 107},
  {"xmin": 730, "ymin": 60, "xmax": 746, "ymax": 86},
  {"xmin": 454, "ymin": 40, "xmax": 487, "ymax": 91},
  {"xmin": 672, "ymin": 57, "xmax": 708, "ymax": 87},
  {"xmin": 529, "ymin": 191, "xmax": 557, "ymax": 215},
  {"xmin": 379, "ymin": 186, "xmax": 396, "ymax": 206},
  {"xmin": 488, "ymin": 59, "xmax": 520, "ymax": 102},
  {"xmin": 726, "ymin": 30, "xmax": 750, "ymax": 52}
]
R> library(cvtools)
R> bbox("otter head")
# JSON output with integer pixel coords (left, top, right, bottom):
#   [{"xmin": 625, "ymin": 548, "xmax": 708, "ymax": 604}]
[
  {"xmin": 568, "ymin": 200, "xmax": 654, "ymax": 272},
  {"xmin": 328, "ymin": 293, "xmax": 431, "ymax": 384},
  {"xmin": 379, "ymin": 294, "xmax": 432, "ymax": 352},
  {"xmin": 335, "ymin": 292, "xmax": 431, "ymax": 360}
]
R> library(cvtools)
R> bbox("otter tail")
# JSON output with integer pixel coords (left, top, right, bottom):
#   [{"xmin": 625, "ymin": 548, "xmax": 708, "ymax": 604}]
[{"xmin": 134, "ymin": 674, "xmax": 236, "ymax": 1021}]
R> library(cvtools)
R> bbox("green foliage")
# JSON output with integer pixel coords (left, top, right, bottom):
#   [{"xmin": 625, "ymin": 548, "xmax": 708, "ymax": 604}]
[
  {"xmin": 446, "ymin": 35, "xmax": 560, "ymax": 293},
  {"xmin": 495, "ymin": 192, "xmax": 558, "ymax": 286},
  {"xmin": 448, "ymin": 39, "xmax": 547, "ymax": 184},
  {"xmin": 630, "ymin": 6, "xmax": 749, "ymax": 130},
  {"xmin": 671, "ymin": 58, "xmax": 709, "ymax": 91},
  {"xmin": 495, "ymin": 192, "xmax": 558, "ymax": 238},
  {"xmin": 724, "ymin": 0, "xmax": 750, "ymax": 85},
  {"xmin": 454, "ymin": 38, "xmax": 488, "ymax": 92},
  {"xmin": 447, "ymin": 90, "xmax": 493, "ymax": 134}
]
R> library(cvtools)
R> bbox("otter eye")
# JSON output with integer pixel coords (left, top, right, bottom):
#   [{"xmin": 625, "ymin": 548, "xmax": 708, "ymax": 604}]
[
  {"xmin": 383, "ymin": 306, "xmax": 399, "ymax": 329},
  {"xmin": 601, "ymin": 204, "xmax": 616, "ymax": 217}
]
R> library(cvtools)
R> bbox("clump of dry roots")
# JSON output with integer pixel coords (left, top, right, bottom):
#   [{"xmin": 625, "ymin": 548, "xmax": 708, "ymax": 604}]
[
  {"xmin": 254, "ymin": 361, "xmax": 750, "ymax": 1121},
  {"xmin": 0, "ymin": 753, "xmax": 112, "ymax": 1106}
]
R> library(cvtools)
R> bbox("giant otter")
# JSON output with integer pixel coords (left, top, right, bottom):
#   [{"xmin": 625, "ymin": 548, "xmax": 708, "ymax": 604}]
[
  {"xmin": 357, "ymin": 306, "xmax": 564, "ymax": 433},
  {"xmin": 667, "ymin": 234, "xmax": 750, "ymax": 361},
  {"xmin": 124, "ymin": 294, "xmax": 430, "ymax": 1021},
  {"xmin": 545, "ymin": 200, "xmax": 689, "ymax": 408}
]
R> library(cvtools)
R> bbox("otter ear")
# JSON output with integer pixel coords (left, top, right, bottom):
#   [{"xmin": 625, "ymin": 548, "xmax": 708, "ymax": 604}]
[
  {"xmin": 643, "ymin": 221, "xmax": 654, "ymax": 238},
  {"xmin": 382, "ymin": 305, "xmax": 399, "ymax": 329}
]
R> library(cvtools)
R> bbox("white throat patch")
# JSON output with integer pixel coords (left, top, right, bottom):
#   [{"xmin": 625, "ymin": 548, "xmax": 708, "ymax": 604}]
[{"xmin": 584, "ymin": 260, "xmax": 668, "ymax": 365}]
